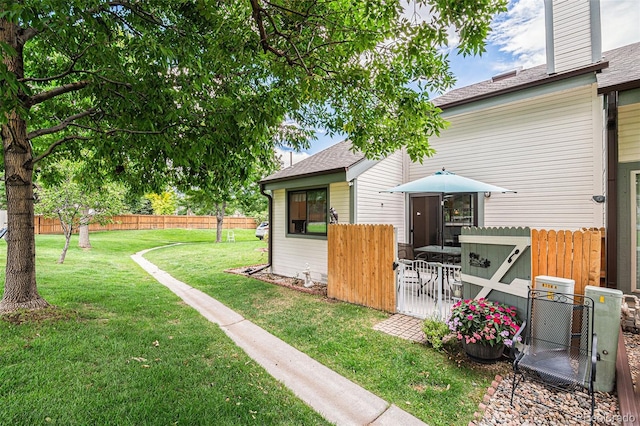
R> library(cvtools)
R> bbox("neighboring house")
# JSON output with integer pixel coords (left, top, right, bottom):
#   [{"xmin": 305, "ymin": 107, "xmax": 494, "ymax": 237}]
[{"xmin": 260, "ymin": 0, "xmax": 640, "ymax": 294}]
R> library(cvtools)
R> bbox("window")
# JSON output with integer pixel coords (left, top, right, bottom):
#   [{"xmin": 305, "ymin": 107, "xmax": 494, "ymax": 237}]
[
  {"xmin": 443, "ymin": 193, "xmax": 477, "ymax": 246},
  {"xmin": 288, "ymin": 188, "xmax": 328, "ymax": 235}
]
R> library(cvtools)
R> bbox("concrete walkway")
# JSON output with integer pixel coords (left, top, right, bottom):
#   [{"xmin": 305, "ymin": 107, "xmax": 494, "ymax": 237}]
[{"xmin": 131, "ymin": 248, "xmax": 427, "ymax": 426}]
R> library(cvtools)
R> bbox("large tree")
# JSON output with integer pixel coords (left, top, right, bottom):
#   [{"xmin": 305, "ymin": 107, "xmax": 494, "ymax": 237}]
[{"xmin": 0, "ymin": 0, "xmax": 506, "ymax": 312}]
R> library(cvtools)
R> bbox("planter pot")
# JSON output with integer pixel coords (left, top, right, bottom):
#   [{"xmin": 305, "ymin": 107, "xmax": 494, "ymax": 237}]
[{"xmin": 462, "ymin": 341, "xmax": 505, "ymax": 363}]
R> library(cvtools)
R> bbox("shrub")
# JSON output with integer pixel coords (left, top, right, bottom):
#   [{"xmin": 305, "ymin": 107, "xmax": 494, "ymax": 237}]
[{"xmin": 422, "ymin": 317, "xmax": 451, "ymax": 350}]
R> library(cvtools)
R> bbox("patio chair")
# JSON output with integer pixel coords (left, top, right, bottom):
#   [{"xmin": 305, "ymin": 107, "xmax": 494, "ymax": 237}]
[
  {"xmin": 511, "ymin": 289, "xmax": 597, "ymax": 425},
  {"xmin": 397, "ymin": 243, "xmax": 430, "ymax": 262},
  {"xmin": 397, "ymin": 243, "xmax": 414, "ymax": 261}
]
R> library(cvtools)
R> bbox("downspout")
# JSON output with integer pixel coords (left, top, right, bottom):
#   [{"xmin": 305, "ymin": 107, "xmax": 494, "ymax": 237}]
[
  {"xmin": 248, "ymin": 183, "xmax": 272, "ymax": 275},
  {"xmin": 605, "ymin": 91, "xmax": 618, "ymax": 289}
]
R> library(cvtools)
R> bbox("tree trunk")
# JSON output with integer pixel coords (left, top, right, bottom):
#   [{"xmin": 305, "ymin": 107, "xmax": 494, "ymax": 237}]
[
  {"xmin": 78, "ymin": 211, "xmax": 92, "ymax": 248},
  {"xmin": 215, "ymin": 202, "xmax": 226, "ymax": 243},
  {"xmin": 0, "ymin": 18, "xmax": 49, "ymax": 312},
  {"xmin": 58, "ymin": 234, "xmax": 71, "ymax": 264},
  {"xmin": 78, "ymin": 224, "xmax": 90, "ymax": 248},
  {"xmin": 57, "ymin": 219, "xmax": 72, "ymax": 264}
]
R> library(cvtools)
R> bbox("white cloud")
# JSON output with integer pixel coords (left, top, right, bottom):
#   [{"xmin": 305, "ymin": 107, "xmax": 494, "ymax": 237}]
[
  {"xmin": 488, "ymin": 0, "xmax": 547, "ymax": 69},
  {"xmin": 600, "ymin": 0, "xmax": 640, "ymax": 51},
  {"xmin": 487, "ymin": 0, "xmax": 640, "ymax": 71}
]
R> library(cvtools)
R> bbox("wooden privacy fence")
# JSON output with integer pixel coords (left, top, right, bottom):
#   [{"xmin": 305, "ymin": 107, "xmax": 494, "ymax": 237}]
[
  {"xmin": 34, "ymin": 215, "xmax": 257, "ymax": 235},
  {"xmin": 531, "ymin": 228, "xmax": 602, "ymax": 295},
  {"xmin": 327, "ymin": 224, "xmax": 396, "ymax": 312}
]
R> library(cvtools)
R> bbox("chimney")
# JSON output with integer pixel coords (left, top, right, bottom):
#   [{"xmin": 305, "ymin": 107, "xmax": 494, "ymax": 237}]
[{"xmin": 544, "ymin": 0, "xmax": 602, "ymax": 75}]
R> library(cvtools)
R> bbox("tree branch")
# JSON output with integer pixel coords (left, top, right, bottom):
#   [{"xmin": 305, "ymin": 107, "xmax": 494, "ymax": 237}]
[
  {"xmin": 68, "ymin": 122, "xmax": 174, "ymax": 136},
  {"xmin": 25, "ymin": 80, "xmax": 92, "ymax": 108},
  {"xmin": 249, "ymin": 0, "xmax": 290, "ymax": 60},
  {"xmin": 27, "ymin": 108, "xmax": 98, "ymax": 140},
  {"xmin": 249, "ymin": 0, "xmax": 339, "ymax": 76},
  {"xmin": 19, "ymin": 45, "xmax": 93, "ymax": 83},
  {"xmin": 32, "ymin": 135, "xmax": 90, "ymax": 164},
  {"xmin": 19, "ymin": 27, "xmax": 41, "ymax": 44},
  {"xmin": 103, "ymin": 1, "xmax": 183, "ymax": 34}
]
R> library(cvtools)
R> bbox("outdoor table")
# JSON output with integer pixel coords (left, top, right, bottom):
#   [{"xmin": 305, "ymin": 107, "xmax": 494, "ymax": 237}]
[{"xmin": 414, "ymin": 245, "xmax": 461, "ymax": 264}]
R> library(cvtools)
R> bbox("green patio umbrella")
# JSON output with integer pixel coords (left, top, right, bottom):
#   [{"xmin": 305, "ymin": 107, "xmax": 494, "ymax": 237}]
[{"xmin": 384, "ymin": 169, "xmax": 515, "ymax": 248}]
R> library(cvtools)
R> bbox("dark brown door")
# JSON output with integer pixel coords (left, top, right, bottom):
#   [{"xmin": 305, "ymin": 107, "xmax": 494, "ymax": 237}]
[{"xmin": 411, "ymin": 196, "xmax": 440, "ymax": 248}]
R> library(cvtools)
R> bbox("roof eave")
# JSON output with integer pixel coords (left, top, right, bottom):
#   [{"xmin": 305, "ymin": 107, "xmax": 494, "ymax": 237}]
[
  {"xmin": 260, "ymin": 167, "xmax": 349, "ymax": 185},
  {"xmin": 437, "ymin": 61, "xmax": 609, "ymax": 110},
  {"xmin": 598, "ymin": 78, "xmax": 640, "ymax": 94}
]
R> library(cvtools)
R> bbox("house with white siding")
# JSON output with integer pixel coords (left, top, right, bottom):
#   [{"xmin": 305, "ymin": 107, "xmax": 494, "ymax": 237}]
[
  {"xmin": 259, "ymin": 0, "xmax": 640, "ymax": 294},
  {"xmin": 259, "ymin": 141, "xmax": 407, "ymax": 282}
]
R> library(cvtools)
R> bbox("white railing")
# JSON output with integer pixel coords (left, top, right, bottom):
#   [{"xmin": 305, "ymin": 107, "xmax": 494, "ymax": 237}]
[{"xmin": 396, "ymin": 260, "xmax": 462, "ymax": 320}]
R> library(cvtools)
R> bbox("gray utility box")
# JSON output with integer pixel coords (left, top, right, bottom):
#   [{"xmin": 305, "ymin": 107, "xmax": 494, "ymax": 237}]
[
  {"xmin": 584, "ymin": 285, "xmax": 623, "ymax": 393},
  {"xmin": 534, "ymin": 275, "xmax": 575, "ymax": 294},
  {"xmin": 532, "ymin": 276, "xmax": 576, "ymax": 351}
]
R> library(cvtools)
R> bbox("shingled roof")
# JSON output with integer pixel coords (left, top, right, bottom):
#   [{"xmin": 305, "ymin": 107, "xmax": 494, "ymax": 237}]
[
  {"xmin": 433, "ymin": 41, "xmax": 640, "ymax": 109},
  {"xmin": 596, "ymin": 42, "xmax": 640, "ymax": 92},
  {"xmin": 261, "ymin": 139, "xmax": 366, "ymax": 184}
]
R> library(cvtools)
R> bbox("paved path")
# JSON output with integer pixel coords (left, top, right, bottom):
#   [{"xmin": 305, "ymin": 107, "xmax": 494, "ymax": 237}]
[
  {"xmin": 373, "ymin": 314, "xmax": 427, "ymax": 343},
  {"xmin": 131, "ymin": 247, "xmax": 427, "ymax": 426}
]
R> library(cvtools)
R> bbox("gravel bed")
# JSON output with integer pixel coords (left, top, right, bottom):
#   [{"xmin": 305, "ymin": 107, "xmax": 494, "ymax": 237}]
[
  {"xmin": 625, "ymin": 331, "xmax": 640, "ymax": 393},
  {"xmin": 477, "ymin": 331, "xmax": 640, "ymax": 425}
]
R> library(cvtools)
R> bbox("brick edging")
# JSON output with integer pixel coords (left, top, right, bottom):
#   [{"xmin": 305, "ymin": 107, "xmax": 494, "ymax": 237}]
[{"xmin": 469, "ymin": 374, "xmax": 503, "ymax": 426}]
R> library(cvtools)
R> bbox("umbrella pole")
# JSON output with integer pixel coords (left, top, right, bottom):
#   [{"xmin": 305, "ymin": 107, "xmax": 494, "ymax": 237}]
[{"xmin": 440, "ymin": 193, "xmax": 445, "ymax": 250}]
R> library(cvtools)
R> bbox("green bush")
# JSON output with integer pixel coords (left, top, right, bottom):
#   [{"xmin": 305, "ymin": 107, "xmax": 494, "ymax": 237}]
[{"xmin": 422, "ymin": 317, "xmax": 451, "ymax": 350}]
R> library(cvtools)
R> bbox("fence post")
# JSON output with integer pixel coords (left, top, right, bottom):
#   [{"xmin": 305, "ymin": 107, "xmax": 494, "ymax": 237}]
[{"xmin": 437, "ymin": 264, "xmax": 444, "ymax": 319}]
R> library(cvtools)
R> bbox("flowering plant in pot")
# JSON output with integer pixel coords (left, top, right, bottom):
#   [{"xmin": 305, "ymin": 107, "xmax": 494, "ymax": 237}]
[{"xmin": 447, "ymin": 298, "xmax": 522, "ymax": 360}]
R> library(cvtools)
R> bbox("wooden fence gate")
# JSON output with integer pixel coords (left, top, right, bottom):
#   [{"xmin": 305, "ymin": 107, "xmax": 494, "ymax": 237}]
[{"xmin": 327, "ymin": 224, "xmax": 396, "ymax": 312}]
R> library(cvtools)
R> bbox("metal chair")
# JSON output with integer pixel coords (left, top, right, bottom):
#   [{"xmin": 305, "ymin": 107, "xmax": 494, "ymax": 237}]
[
  {"xmin": 511, "ymin": 289, "xmax": 597, "ymax": 424},
  {"xmin": 397, "ymin": 243, "xmax": 414, "ymax": 260}
]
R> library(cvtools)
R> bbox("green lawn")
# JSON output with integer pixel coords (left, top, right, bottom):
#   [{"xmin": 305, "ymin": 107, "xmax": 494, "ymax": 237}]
[{"xmin": 0, "ymin": 229, "xmax": 502, "ymax": 425}]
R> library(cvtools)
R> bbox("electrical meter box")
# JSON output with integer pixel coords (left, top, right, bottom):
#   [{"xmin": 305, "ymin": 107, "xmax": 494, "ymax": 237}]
[
  {"xmin": 534, "ymin": 275, "xmax": 575, "ymax": 294},
  {"xmin": 584, "ymin": 285, "xmax": 623, "ymax": 392},
  {"xmin": 532, "ymin": 276, "xmax": 576, "ymax": 350}
]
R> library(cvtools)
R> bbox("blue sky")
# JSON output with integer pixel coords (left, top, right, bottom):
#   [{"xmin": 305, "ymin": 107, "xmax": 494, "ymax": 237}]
[{"xmin": 278, "ymin": 0, "xmax": 640, "ymax": 165}]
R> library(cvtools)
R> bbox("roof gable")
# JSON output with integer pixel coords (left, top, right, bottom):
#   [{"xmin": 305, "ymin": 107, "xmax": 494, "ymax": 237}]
[{"xmin": 261, "ymin": 139, "xmax": 367, "ymax": 184}]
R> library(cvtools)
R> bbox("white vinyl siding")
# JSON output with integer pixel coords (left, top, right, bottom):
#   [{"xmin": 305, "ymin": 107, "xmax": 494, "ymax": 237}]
[
  {"xmin": 355, "ymin": 151, "xmax": 407, "ymax": 242},
  {"xmin": 619, "ymin": 103, "xmax": 640, "ymax": 163},
  {"xmin": 329, "ymin": 182, "xmax": 350, "ymax": 225},
  {"xmin": 410, "ymin": 84, "xmax": 604, "ymax": 229},
  {"xmin": 553, "ymin": 1, "xmax": 593, "ymax": 73},
  {"xmin": 270, "ymin": 183, "xmax": 350, "ymax": 283}
]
